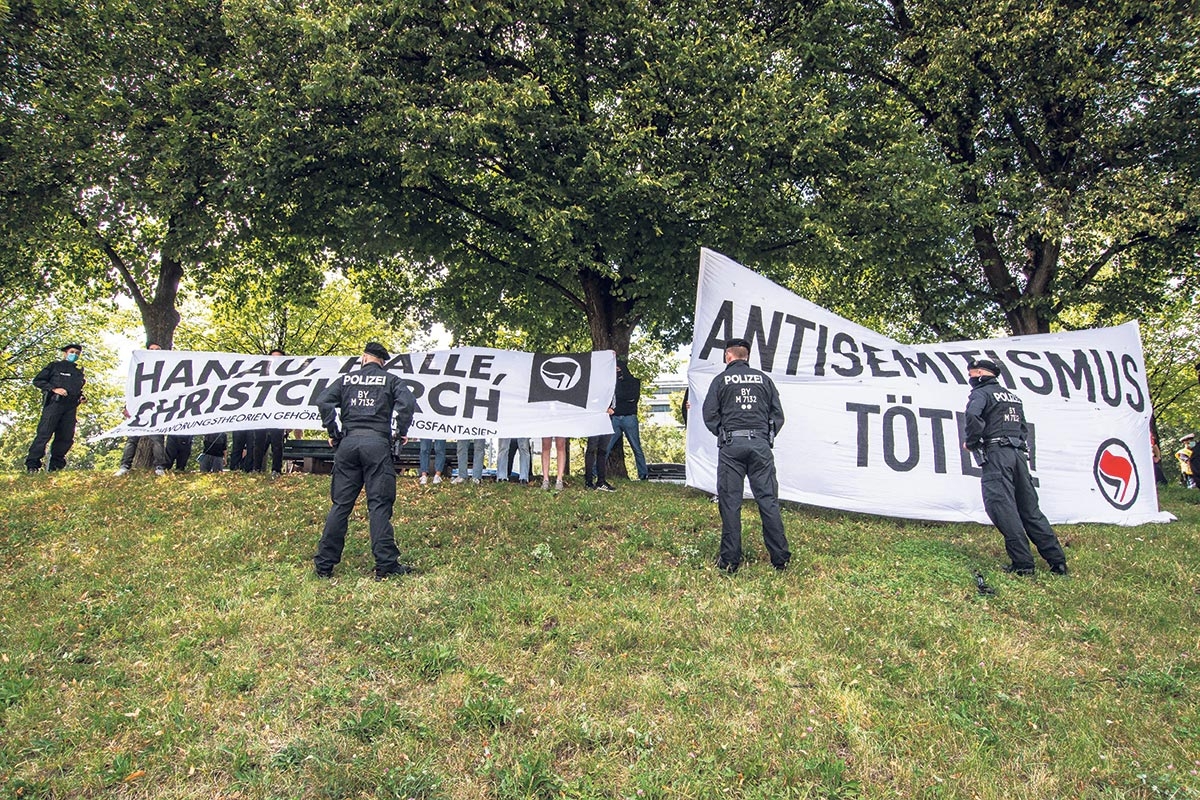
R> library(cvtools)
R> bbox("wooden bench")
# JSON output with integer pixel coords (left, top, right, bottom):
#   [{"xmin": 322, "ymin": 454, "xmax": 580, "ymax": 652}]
[{"xmin": 283, "ymin": 438, "xmax": 466, "ymax": 475}]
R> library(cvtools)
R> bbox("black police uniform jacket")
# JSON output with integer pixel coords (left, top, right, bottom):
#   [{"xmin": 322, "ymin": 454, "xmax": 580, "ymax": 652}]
[
  {"xmin": 316, "ymin": 362, "xmax": 415, "ymax": 440},
  {"xmin": 701, "ymin": 359, "xmax": 784, "ymax": 441},
  {"xmin": 964, "ymin": 375, "xmax": 1027, "ymax": 450},
  {"xmin": 32, "ymin": 359, "xmax": 86, "ymax": 406}
]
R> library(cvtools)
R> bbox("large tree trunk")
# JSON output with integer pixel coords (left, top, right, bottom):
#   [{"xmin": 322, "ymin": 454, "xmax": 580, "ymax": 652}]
[{"xmin": 578, "ymin": 268, "xmax": 640, "ymax": 478}]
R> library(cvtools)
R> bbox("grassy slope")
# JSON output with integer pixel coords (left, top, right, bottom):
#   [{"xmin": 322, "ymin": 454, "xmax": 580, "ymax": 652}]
[{"xmin": 0, "ymin": 471, "xmax": 1197, "ymax": 800}]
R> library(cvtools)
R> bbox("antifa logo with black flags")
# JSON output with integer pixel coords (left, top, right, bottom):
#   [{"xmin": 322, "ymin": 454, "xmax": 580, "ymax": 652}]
[{"xmin": 528, "ymin": 354, "xmax": 592, "ymax": 408}]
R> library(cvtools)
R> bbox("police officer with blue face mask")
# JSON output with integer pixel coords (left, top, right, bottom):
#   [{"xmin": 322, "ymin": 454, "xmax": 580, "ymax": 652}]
[
  {"xmin": 25, "ymin": 343, "xmax": 87, "ymax": 472},
  {"xmin": 313, "ymin": 341, "xmax": 417, "ymax": 580},
  {"xmin": 964, "ymin": 358, "xmax": 1068, "ymax": 577},
  {"xmin": 701, "ymin": 337, "xmax": 790, "ymax": 573}
]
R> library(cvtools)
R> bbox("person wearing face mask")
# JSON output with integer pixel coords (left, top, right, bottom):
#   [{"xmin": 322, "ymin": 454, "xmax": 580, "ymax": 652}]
[
  {"xmin": 313, "ymin": 341, "xmax": 417, "ymax": 580},
  {"xmin": 963, "ymin": 358, "xmax": 1068, "ymax": 578},
  {"xmin": 25, "ymin": 343, "xmax": 88, "ymax": 472}
]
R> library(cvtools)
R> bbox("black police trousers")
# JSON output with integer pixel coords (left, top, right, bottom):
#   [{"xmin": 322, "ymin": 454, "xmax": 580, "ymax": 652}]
[
  {"xmin": 981, "ymin": 444, "xmax": 1066, "ymax": 570},
  {"xmin": 25, "ymin": 400, "xmax": 77, "ymax": 471},
  {"xmin": 716, "ymin": 435, "xmax": 790, "ymax": 569},
  {"xmin": 251, "ymin": 429, "xmax": 285, "ymax": 473},
  {"xmin": 314, "ymin": 430, "xmax": 402, "ymax": 574}
]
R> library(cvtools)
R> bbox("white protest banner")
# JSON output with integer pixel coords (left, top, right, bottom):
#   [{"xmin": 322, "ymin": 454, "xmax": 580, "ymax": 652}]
[
  {"xmin": 99, "ymin": 348, "xmax": 617, "ymax": 440},
  {"xmin": 686, "ymin": 249, "xmax": 1173, "ymax": 525}
]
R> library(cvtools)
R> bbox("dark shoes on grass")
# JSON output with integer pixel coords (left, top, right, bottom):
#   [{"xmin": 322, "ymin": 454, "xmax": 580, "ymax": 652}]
[{"xmin": 1001, "ymin": 562, "xmax": 1070, "ymax": 577}]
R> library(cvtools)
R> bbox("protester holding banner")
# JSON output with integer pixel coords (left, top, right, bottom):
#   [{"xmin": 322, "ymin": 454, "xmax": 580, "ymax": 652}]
[
  {"xmin": 197, "ymin": 432, "xmax": 227, "ymax": 473},
  {"xmin": 541, "ymin": 436, "xmax": 568, "ymax": 490},
  {"xmin": 313, "ymin": 341, "xmax": 417, "ymax": 580},
  {"xmin": 606, "ymin": 359, "xmax": 648, "ymax": 480},
  {"xmin": 25, "ymin": 342, "xmax": 88, "ymax": 473},
  {"xmin": 701, "ymin": 337, "xmax": 790, "ymax": 573},
  {"xmin": 453, "ymin": 438, "xmax": 485, "ymax": 484},
  {"xmin": 418, "ymin": 438, "xmax": 447, "ymax": 485},
  {"xmin": 497, "ymin": 438, "xmax": 531, "ymax": 483},
  {"xmin": 964, "ymin": 358, "xmax": 1069, "ymax": 577}
]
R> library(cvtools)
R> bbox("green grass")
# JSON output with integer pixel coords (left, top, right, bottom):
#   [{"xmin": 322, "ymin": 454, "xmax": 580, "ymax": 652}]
[{"xmin": 1, "ymin": 470, "xmax": 1198, "ymax": 799}]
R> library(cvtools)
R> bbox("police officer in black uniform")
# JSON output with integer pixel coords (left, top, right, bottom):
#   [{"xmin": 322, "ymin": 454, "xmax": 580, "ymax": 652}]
[
  {"xmin": 25, "ymin": 343, "xmax": 87, "ymax": 472},
  {"xmin": 701, "ymin": 337, "xmax": 790, "ymax": 573},
  {"xmin": 964, "ymin": 358, "xmax": 1068, "ymax": 577},
  {"xmin": 313, "ymin": 341, "xmax": 417, "ymax": 580}
]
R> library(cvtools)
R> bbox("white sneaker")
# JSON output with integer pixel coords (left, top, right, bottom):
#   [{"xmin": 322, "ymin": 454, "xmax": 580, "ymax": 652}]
[
  {"xmin": 432, "ymin": 474, "xmax": 442, "ymax": 484},
  {"xmin": 554, "ymin": 478, "xmax": 564, "ymax": 491},
  {"xmin": 471, "ymin": 478, "xmax": 481, "ymax": 485},
  {"xmin": 154, "ymin": 467, "xmax": 166, "ymax": 476},
  {"xmin": 451, "ymin": 476, "xmax": 464, "ymax": 484},
  {"xmin": 542, "ymin": 479, "xmax": 551, "ymax": 491},
  {"xmin": 115, "ymin": 466, "xmax": 130, "ymax": 476},
  {"xmin": 419, "ymin": 474, "xmax": 428, "ymax": 485}
]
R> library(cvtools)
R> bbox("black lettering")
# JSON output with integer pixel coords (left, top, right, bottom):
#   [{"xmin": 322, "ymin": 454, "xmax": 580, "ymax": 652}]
[
  {"xmin": 846, "ymin": 402, "xmax": 880, "ymax": 466},
  {"xmin": 238, "ymin": 359, "xmax": 273, "ymax": 378},
  {"xmin": 251, "ymin": 380, "xmax": 282, "ymax": 408},
  {"xmin": 278, "ymin": 380, "xmax": 310, "ymax": 406},
  {"xmin": 1007, "ymin": 350, "xmax": 1053, "ymax": 395},
  {"xmin": 814, "ymin": 325, "xmax": 829, "ymax": 376},
  {"xmin": 440, "ymin": 355, "xmax": 465, "ymax": 379},
  {"xmin": 199, "ymin": 359, "xmax": 239, "ymax": 384},
  {"xmin": 464, "ymin": 387, "xmax": 501, "ymax": 422},
  {"xmin": 935, "ymin": 352, "xmax": 969, "ymax": 385},
  {"xmin": 273, "ymin": 357, "xmax": 313, "ymax": 377},
  {"xmin": 133, "ymin": 359, "xmax": 164, "ymax": 396},
  {"xmin": 830, "ymin": 333, "xmax": 862, "ymax": 377},
  {"xmin": 161, "ymin": 360, "xmax": 195, "ymax": 392},
  {"xmin": 699, "ymin": 300, "xmax": 735, "ymax": 361},
  {"xmin": 882, "ymin": 403, "xmax": 919, "ymax": 472},
  {"xmin": 428, "ymin": 381, "xmax": 460, "ymax": 415},
  {"xmin": 469, "ymin": 355, "xmax": 494, "ymax": 381},
  {"xmin": 392, "ymin": 354, "xmax": 415, "ymax": 374},
  {"xmin": 219, "ymin": 382, "xmax": 252, "ymax": 411},
  {"xmin": 784, "ymin": 315, "xmax": 817, "ymax": 376},
  {"xmin": 203, "ymin": 384, "xmax": 227, "ymax": 414},
  {"xmin": 893, "ymin": 350, "xmax": 946, "ymax": 382},
  {"xmin": 919, "ymin": 407, "xmax": 953, "ymax": 474},
  {"xmin": 419, "ymin": 354, "xmax": 441, "ymax": 375},
  {"xmin": 1090, "ymin": 350, "xmax": 1123, "ymax": 408},
  {"xmin": 864, "ymin": 344, "xmax": 900, "ymax": 378},
  {"xmin": 743, "ymin": 306, "xmax": 784, "ymax": 372},
  {"xmin": 1121, "ymin": 354, "xmax": 1145, "ymax": 411},
  {"xmin": 1047, "ymin": 350, "xmax": 1095, "ymax": 402},
  {"xmin": 179, "ymin": 387, "xmax": 209, "ymax": 418}
]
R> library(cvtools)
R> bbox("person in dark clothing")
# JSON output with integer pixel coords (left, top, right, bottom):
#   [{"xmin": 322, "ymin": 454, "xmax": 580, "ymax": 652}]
[
  {"xmin": 605, "ymin": 359, "xmax": 648, "ymax": 480},
  {"xmin": 701, "ymin": 338, "xmax": 790, "ymax": 573},
  {"xmin": 313, "ymin": 341, "xmax": 417, "ymax": 580},
  {"xmin": 197, "ymin": 432, "xmax": 228, "ymax": 472},
  {"xmin": 963, "ymin": 358, "xmax": 1068, "ymax": 577},
  {"xmin": 228, "ymin": 429, "xmax": 253, "ymax": 472},
  {"xmin": 25, "ymin": 343, "xmax": 88, "ymax": 472},
  {"xmin": 248, "ymin": 348, "xmax": 288, "ymax": 475},
  {"xmin": 165, "ymin": 435, "xmax": 194, "ymax": 471}
]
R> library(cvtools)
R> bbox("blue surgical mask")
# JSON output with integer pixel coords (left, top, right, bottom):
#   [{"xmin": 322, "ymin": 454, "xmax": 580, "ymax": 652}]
[{"xmin": 66, "ymin": 352, "xmax": 79, "ymax": 363}]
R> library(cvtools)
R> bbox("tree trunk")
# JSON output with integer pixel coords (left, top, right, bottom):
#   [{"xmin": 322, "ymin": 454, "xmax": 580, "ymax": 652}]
[
  {"xmin": 578, "ymin": 268, "xmax": 639, "ymax": 478},
  {"xmin": 137, "ymin": 254, "xmax": 184, "ymax": 348}
]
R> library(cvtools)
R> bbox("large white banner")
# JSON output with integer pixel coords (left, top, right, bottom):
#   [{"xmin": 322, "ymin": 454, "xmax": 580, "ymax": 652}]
[
  {"xmin": 687, "ymin": 250, "xmax": 1173, "ymax": 525},
  {"xmin": 101, "ymin": 348, "xmax": 617, "ymax": 440}
]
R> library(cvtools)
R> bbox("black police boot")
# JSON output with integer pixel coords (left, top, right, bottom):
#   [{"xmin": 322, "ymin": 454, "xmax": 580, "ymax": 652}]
[
  {"xmin": 1001, "ymin": 563, "xmax": 1035, "ymax": 577},
  {"xmin": 1049, "ymin": 563, "xmax": 1069, "ymax": 576}
]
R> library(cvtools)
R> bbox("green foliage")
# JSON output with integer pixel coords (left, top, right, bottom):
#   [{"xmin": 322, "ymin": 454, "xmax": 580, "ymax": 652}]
[
  {"xmin": 0, "ymin": 288, "xmax": 125, "ymax": 470},
  {"xmin": 175, "ymin": 274, "xmax": 413, "ymax": 356},
  {"xmin": 1, "ymin": 473, "xmax": 1199, "ymax": 797},
  {"xmin": 786, "ymin": 0, "xmax": 1200, "ymax": 335}
]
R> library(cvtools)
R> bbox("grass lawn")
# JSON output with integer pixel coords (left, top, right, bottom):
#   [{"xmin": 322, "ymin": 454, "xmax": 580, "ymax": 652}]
[{"xmin": 1, "ymin": 470, "xmax": 1197, "ymax": 799}]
